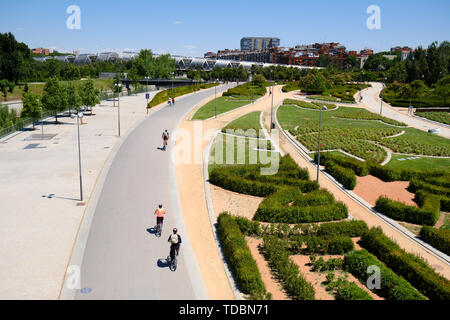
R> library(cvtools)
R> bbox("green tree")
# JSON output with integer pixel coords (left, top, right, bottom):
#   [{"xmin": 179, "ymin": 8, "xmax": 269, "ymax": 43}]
[
  {"xmin": 407, "ymin": 80, "xmax": 428, "ymax": 103},
  {"xmin": 66, "ymin": 82, "xmax": 82, "ymax": 114},
  {"xmin": 0, "ymin": 79, "xmax": 9, "ymax": 99},
  {"xmin": 346, "ymin": 55, "xmax": 358, "ymax": 69},
  {"xmin": 81, "ymin": 79, "xmax": 100, "ymax": 114},
  {"xmin": 21, "ymin": 92, "xmax": 42, "ymax": 129},
  {"xmin": 135, "ymin": 49, "xmax": 155, "ymax": 77},
  {"xmin": 24, "ymin": 82, "xmax": 29, "ymax": 93},
  {"xmin": 41, "ymin": 77, "xmax": 65, "ymax": 123},
  {"xmin": 153, "ymin": 54, "xmax": 176, "ymax": 79},
  {"xmin": 433, "ymin": 75, "xmax": 450, "ymax": 106}
]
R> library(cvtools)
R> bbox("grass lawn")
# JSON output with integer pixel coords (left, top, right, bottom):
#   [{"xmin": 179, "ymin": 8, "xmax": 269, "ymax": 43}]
[
  {"xmin": 221, "ymin": 111, "xmax": 263, "ymax": 137},
  {"xmin": 386, "ymin": 154, "xmax": 450, "ymax": 171},
  {"xmin": 277, "ymin": 104, "xmax": 450, "ymax": 162},
  {"xmin": 208, "ymin": 134, "xmax": 279, "ymax": 173},
  {"xmin": 415, "ymin": 112, "xmax": 450, "ymax": 125},
  {"xmin": 0, "ymin": 79, "xmax": 113, "ymax": 102},
  {"xmin": 192, "ymin": 96, "xmax": 256, "ymax": 120}
]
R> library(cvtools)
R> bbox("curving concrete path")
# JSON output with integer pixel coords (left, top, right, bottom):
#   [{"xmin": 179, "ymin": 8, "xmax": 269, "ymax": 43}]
[
  {"xmin": 361, "ymin": 82, "xmax": 450, "ymax": 139},
  {"xmin": 71, "ymin": 83, "xmax": 235, "ymax": 299}
]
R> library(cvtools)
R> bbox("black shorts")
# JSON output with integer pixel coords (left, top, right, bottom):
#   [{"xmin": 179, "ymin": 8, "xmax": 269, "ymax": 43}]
[{"xmin": 157, "ymin": 217, "xmax": 164, "ymax": 224}]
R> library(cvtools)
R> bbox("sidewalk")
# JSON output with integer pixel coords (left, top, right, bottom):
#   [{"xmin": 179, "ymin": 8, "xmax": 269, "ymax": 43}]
[{"xmin": 0, "ymin": 91, "xmax": 160, "ymax": 299}]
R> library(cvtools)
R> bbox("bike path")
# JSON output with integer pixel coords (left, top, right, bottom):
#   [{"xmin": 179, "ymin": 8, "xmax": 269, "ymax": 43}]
[{"xmin": 75, "ymin": 84, "xmax": 234, "ymax": 299}]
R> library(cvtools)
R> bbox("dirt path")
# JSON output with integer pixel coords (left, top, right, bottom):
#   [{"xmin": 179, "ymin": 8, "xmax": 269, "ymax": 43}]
[
  {"xmin": 353, "ymin": 175, "xmax": 416, "ymax": 207},
  {"xmin": 246, "ymin": 237, "xmax": 289, "ymax": 300}
]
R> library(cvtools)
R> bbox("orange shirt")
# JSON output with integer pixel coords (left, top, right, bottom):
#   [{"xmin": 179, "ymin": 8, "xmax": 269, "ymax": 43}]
[{"xmin": 156, "ymin": 208, "xmax": 166, "ymax": 218}]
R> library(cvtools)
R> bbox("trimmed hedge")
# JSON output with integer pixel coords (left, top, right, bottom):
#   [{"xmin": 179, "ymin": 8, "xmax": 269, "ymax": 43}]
[
  {"xmin": 217, "ymin": 213, "xmax": 270, "ymax": 299},
  {"xmin": 209, "ymin": 169, "xmax": 277, "ymax": 197},
  {"xmin": 254, "ymin": 197, "xmax": 348, "ymax": 224},
  {"xmin": 325, "ymin": 161, "xmax": 357, "ymax": 190},
  {"xmin": 360, "ymin": 227, "xmax": 450, "ymax": 300},
  {"xmin": 148, "ymin": 83, "xmax": 219, "ymax": 107},
  {"xmin": 315, "ymin": 152, "xmax": 369, "ymax": 176},
  {"xmin": 420, "ymin": 226, "xmax": 450, "ymax": 256},
  {"xmin": 408, "ymin": 179, "xmax": 450, "ymax": 198},
  {"xmin": 222, "ymin": 82, "xmax": 266, "ymax": 97},
  {"xmin": 375, "ymin": 196, "xmax": 439, "ymax": 226},
  {"xmin": 332, "ymin": 279, "xmax": 374, "ymax": 300},
  {"xmin": 343, "ymin": 250, "xmax": 425, "ymax": 300},
  {"xmin": 300, "ymin": 236, "xmax": 354, "ymax": 255},
  {"xmin": 317, "ymin": 220, "xmax": 368, "ymax": 237},
  {"xmin": 263, "ymin": 236, "xmax": 315, "ymax": 300}
]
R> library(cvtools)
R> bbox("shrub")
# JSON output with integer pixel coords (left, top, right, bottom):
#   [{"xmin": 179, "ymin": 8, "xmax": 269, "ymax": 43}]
[
  {"xmin": 408, "ymin": 179, "xmax": 450, "ymax": 198},
  {"xmin": 233, "ymin": 216, "xmax": 262, "ymax": 236},
  {"xmin": 263, "ymin": 236, "xmax": 315, "ymax": 300},
  {"xmin": 343, "ymin": 250, "xmax": 425, "ymax": 300},
  {"xmin": 325, "ymin": 161, "xmax": 357, "ymax": 190},
  {"xmin": 327, "ymin": 277, "xmax": 374, "ymax": 300},
  {"xmin": 312, "ymin": 257, "xmax": 343, "ymax": 272},
  {"xmin": 254, "ymin": 199, "xmax": 348, "ymax": 224},
  {"xmin": 314, "ymin": 152, "xmax": 369, "ymax": 176},
  {"xmin": 420, "ymin": 226, "xmax": 450, "ymax": 256},
  {"xmin": 299, "ymin": 236, "xmax": 354, "ymax": 255},
  {"xmin": 375, "ymin": 196, "xmax": 439, "ymax": 226},
  {"xmin": 148, "ymin": 83, "xmax": 219, "ymax": 107},
  {"xmin": 217, "ymin": 213, "xmax": 270, "ymax": 299},
  {"xmin": 317, "ymin": 220, "xmax": 368, "ymax": 237},
  {"xmin": 360, "ymin": 227, "xmax": 450, "ymax": 300}
]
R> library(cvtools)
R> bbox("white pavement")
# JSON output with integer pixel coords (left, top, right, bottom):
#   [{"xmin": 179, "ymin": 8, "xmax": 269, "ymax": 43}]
[
  {"xmin": 0, "ymin": 90, "xmax": 161, "ymax": 299},
  {"xmin": 361, "ymin": 82, "xmax": 450, "ymax": 139}
]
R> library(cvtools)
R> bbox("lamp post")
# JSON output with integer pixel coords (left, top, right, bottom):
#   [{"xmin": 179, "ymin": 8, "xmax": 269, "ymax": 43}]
[
  {"xmin": 360, "ymin": 71, "xmax": 365, "ymax": 102},
  {"xmin": 380, "ymin": 78, "xmax": 385, "ymax": 116},
  {"xmin": 316, "ymin": 106, "xmax": 328, "ymax": 183},
  {"xmin": 214, "ymin": 78, "xmax": 217, "ymax": 118},
  {"xmin": 114, "ymin": 83, "xmax": 122, "ymax": 137},
  {"xmin": 71, "ymin": 112, "xmax": 84, "ymax": 201},
  {"xmin": 145, "ymin": 76, "xmax": 150, "ymax": 114},
  {"xmin": 171, "ymin": 71, "xmax": 174, "ymax": 101},
  {"xmin": 270, "ymin": 70, "xmax": 274, "ymax": 133},
  {"xmin": 251, "ymin": 72, "xmax": 254, "ymax": 104}
]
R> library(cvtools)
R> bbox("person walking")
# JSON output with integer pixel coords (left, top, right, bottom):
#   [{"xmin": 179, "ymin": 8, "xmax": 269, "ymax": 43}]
[{"xmin": 172, "ymin": 97, "xmax": 175, "ymax": 105}]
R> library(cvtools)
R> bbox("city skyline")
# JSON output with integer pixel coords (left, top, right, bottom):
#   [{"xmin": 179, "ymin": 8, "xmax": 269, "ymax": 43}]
[{"xmin": 1, "ymin": 0, "xmax": 449, "ymax": 56}]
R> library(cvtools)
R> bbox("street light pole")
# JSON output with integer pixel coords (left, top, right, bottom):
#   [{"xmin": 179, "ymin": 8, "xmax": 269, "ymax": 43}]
[
  {"xmin": 270, "ymin": 71, "xmax": 275, "ymax": 133},
  {"xmin": 380, "ymin": 80, "xmax": 384, "ymax": 116},
  {"xmin": 145, "ymin": 76, "xmax": 150, "ymax": 114},
  {"xmin": 214, "ymin": 80, "xmax": 217, "ymax": 118},
  {"xmin": 316, "ymin": 106, "xmax": 328, "ymax": 183},
  {"xmin": 71, "ymin": 112, "xmax": 84, "ymax": 201},
  {"xmin": 115, "ymin": 83, "xmax": 122, "ymax": 137}
]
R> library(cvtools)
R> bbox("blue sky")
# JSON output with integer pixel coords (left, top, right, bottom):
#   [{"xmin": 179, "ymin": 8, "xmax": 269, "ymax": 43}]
[{"xmin": 1, "ymin": 0, "xmax": 449, "ymax": 56}]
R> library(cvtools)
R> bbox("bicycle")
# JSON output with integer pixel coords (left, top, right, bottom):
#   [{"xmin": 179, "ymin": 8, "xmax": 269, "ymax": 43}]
[
  {"xmin": 156, "ymin": 220, "xmax": 162, "ymax": 237},
  {"xmin": 168, "ymin": 254, "xmax": 177, "ymax": 271}
]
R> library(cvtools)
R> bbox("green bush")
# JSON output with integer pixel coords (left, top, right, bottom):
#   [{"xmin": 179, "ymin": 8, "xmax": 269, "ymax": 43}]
[
  {"xmin": 343, "ymin": 250, "xmax": 425, "ymax": 300},
  {"xmin": 263, "ymin": 236, "xmax": 315, "ymax": 300},
  {"xmin": 311, "ymin": 257, "xmax": 343, "ymax": 272},
  {"xmin": 360, "ymin": 227, "xmax": 450, "ymax": 300},
  {"xmin": 315, "ymin": 152, "xmax": 369, "ymax": 176},
  {"xmin": 217, "ymin": 213, "xmax": 270, "ymax": 299},
  {"xmin": 148, "ymin": 83, "xmax": 219, "ymax": 107},
  {"xmin": 375, "ymin": 196, "xmax": 439, "ymax": 226},
  {"xmin": 326, "ymin": 277, "xmax": 374, "ymax": 300},
  {"xmin": 317, "ymin": 220, "xmax": 368, "ymax": 237},
  {"xmin": 408, "ymin": 179, "xmax": 450, "ymax": 198},
  {"xmin": 420, "ymin": 226, "xmax": 450, "ymax": 256},
  {"xmin": 255, "ymin": 198, "xmax": 348, "ymax": 224},
  {"xmin": 222, "ymin": 82, "xmax": 266, "ymax": 97},
  {"xmin": 295, "ymin": 235, "xmax": 354, "ymax": 255},
  {"xmin": 325, "ymin": 161, "xmax": 357, "ymax": 190}
]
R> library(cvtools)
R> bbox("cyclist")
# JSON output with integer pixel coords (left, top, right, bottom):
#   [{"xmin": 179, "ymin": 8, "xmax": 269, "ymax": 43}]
[
  {"xmin": 162, "ymin": 130, "xmax": 170, "ymax": 150},
  {"xmin": 168, "ymin": 228, "xmax": 182, "ymax": 261},
  {"xmin": 154, "ymin": 204, "xmax": 166, "ymax": 232},
  {"xmin": 168, "ymin": 98, "xmax": 172, "ymax": 106}
]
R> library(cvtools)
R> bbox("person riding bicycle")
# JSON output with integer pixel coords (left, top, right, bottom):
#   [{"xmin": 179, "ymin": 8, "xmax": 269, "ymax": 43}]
[
  {"xmin": 154, "ymin": 204, "xmax": 166, "ymax": 231},
  {"xmin": 162, "ymin": 130, "xmax": 170, "ymax": 150},
  {"xmin": 168, "ymin": 228, "xmax": 182, "ymax": 261}
]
